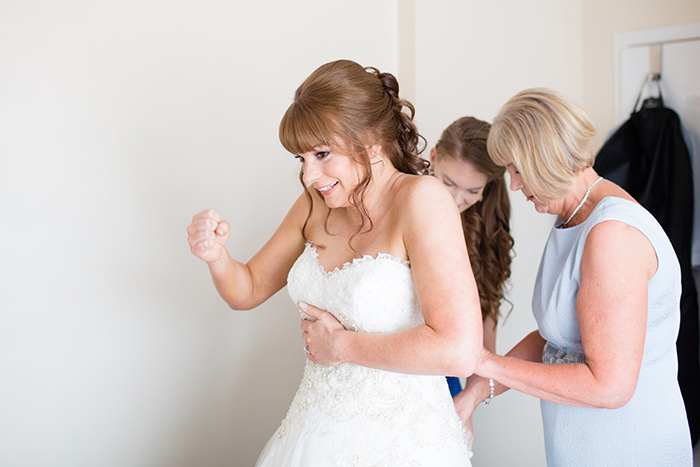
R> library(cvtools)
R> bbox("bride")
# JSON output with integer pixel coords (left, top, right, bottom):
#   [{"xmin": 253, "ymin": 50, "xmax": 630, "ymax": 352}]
[{"xmin": 186, "ymin": 59, "xmax": 482, "ymax": 466}]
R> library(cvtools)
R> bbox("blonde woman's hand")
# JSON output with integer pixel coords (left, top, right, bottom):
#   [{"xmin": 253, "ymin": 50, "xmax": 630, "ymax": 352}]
[{"xmin": 187, "ymin": 209, "xmax": 230, "ymax": 264}]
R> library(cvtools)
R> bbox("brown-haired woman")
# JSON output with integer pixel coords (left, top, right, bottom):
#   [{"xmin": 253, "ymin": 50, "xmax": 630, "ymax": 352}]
[
  {"xmin": 429, "ymin": 116, "xmax": 513, "ymax": 388},
  {"xmin": 428, "ymin": 117, "xmax": 513, "ymax": 449},
  {"xmin": 187, "ymin": 60, "xmax": 481, "ymax": 465}
]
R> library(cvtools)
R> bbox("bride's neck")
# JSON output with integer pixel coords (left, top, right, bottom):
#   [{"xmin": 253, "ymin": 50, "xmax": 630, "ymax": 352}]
[{"xmin": 338, "ymin": 159, "xmax": 401, "ymax": 228}]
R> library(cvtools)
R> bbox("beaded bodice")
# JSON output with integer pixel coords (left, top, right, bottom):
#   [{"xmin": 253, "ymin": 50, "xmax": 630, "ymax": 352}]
[
  {"xmin": 272, "ymin": 243, "xmax": 468, "ymax": 466},
  {"xmin": 288, "ymin": 242, "xmax": 423, "ymax": 333}
]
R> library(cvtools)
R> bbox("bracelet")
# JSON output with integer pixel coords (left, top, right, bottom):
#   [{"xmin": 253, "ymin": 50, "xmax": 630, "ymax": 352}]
[{"xmin": 482, "ymin": 378, "xmax": 494, "ymax": 405}]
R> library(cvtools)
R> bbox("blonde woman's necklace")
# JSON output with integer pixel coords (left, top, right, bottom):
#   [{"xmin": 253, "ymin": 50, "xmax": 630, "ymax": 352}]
[{"xmin": 563, "ymin": 176, "xmax": 603, "ymax": 225}]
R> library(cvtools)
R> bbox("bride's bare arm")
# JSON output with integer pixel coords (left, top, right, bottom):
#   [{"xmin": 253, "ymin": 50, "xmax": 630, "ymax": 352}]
[
  {"xmin": 187, "ymin": 193, "xmax": 308, "ymax": 310},
  {"xmin": 302, "ymin": 176, "xmax": 483, "ymax": 376}
]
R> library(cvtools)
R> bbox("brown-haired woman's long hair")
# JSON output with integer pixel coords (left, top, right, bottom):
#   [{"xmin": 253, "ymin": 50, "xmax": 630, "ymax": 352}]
[
  {"xmin": 279, "ymin": 59, "xmax": 428, "ymax": 246},
  {"xmin": 435, "ymin": 117, "xmax": 514, "ymax": 324}
]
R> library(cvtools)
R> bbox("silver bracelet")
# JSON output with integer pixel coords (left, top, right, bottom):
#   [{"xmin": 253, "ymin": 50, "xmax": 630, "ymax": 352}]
[{"xmin": 482, "ymin": 378, "xmax": 494, "ymax": 405}]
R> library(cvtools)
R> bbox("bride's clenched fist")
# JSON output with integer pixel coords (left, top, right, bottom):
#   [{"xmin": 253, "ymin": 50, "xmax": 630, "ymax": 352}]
[{"xmin": 187, "ymin": 209, "xmax": 231, "ymax": 263}]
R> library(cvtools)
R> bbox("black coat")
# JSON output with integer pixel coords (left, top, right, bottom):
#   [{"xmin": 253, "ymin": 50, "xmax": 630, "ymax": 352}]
[{"xmin": 594, "ymin": 99, "xmax": 700, "ymax": 445}]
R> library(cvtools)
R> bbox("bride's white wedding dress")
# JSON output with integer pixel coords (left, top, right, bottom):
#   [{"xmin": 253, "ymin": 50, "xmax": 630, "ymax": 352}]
[{"xmin": 255, "ymin": 243, "xmax": 472, "ymax": 466}]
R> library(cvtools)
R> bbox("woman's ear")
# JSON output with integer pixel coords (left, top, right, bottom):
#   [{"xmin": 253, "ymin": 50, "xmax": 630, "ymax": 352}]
[
  {"xmin": 367, "ymin": 144, "xmax": 382, "ymax": 159},
  {"xmin": 429, "ymin": 147, "xmax": 437, "ymax": 168}
]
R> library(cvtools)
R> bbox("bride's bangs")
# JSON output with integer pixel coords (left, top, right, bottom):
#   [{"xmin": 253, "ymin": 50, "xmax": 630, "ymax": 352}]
[{"xmin": 279, "ymin": 102, "xmax": 339, "ymax": 156}]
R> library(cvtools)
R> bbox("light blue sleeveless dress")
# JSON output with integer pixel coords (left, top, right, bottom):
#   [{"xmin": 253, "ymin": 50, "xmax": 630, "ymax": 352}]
[{"xmin": 533, "ymin": 197, "xmax": 692, "ymax": 466}]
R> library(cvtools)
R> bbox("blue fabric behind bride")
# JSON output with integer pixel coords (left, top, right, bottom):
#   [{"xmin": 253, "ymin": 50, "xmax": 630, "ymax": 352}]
[{"xmin": 446, "ymin": 376, "xmax": 462, "ymax": 397}]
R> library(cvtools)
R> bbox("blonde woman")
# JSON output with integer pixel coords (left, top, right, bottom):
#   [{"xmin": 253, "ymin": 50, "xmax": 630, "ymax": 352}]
[{"xmin": 460, "ymin": 88, "xmax": 693, "ymax": 466}]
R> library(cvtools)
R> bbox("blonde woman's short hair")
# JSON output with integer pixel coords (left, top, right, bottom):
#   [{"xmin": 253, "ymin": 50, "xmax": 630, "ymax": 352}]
[{"xmin": 487, "ymin": 88, "xmax": 596, "ymax": 202}]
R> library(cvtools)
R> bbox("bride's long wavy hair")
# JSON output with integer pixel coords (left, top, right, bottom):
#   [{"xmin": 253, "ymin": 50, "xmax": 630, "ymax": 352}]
[
  {"xmin": 278, "ymin": 59, "xmax": 428, "ymax": 247},
  {"xmin": 434, "ymin": 117, "xmax": 514, "ymax": 324}
]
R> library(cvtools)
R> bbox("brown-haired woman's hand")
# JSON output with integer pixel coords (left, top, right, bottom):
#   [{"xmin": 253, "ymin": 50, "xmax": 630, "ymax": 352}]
[
  {"xmin": 187, "ymin": 209, "xmax": 231, "ymax": 264},
  {"xmin": 300, "ymin": 302, "xmax": 347, "ymax": 366},
  {"xmin": 453, "ymin": 374, "xmax": 491, "ymax": 456}
]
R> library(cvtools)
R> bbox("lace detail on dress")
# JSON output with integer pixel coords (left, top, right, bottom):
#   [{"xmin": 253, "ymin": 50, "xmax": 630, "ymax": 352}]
[
  {"xmin": 275, "ymin": 360, "xmax": 467, "ymax": 466},
  {"xmin": 542, "ymin": 342, "xmax": 586, "ymax": 364},
  {"xmin": 287, "ymin": 243, "xmax": 423, "ymax": 334},
  {"xmin": 309, "ymin": 243, "xmax": 411, "ymax": 277},
  {"xmin": 274, "ymin": 243, "xmax": 469, "ymax": 465}
]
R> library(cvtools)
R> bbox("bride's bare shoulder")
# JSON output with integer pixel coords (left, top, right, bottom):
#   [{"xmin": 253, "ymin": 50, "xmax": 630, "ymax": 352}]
[{"xmin": 393, "ymin": 173, "xmax": 453, "ymax": 207}]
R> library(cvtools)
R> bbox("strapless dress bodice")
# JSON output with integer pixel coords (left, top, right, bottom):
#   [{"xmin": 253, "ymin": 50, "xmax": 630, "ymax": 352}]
[{"xmin": 256, "ymin": 243, "xmax": 471, "ymax": 467}]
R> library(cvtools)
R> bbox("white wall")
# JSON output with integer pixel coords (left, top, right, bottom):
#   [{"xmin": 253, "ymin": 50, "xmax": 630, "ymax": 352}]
[{"xmin": 0, "ymin": 2, "xmax": 398, "ymax": 466}]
